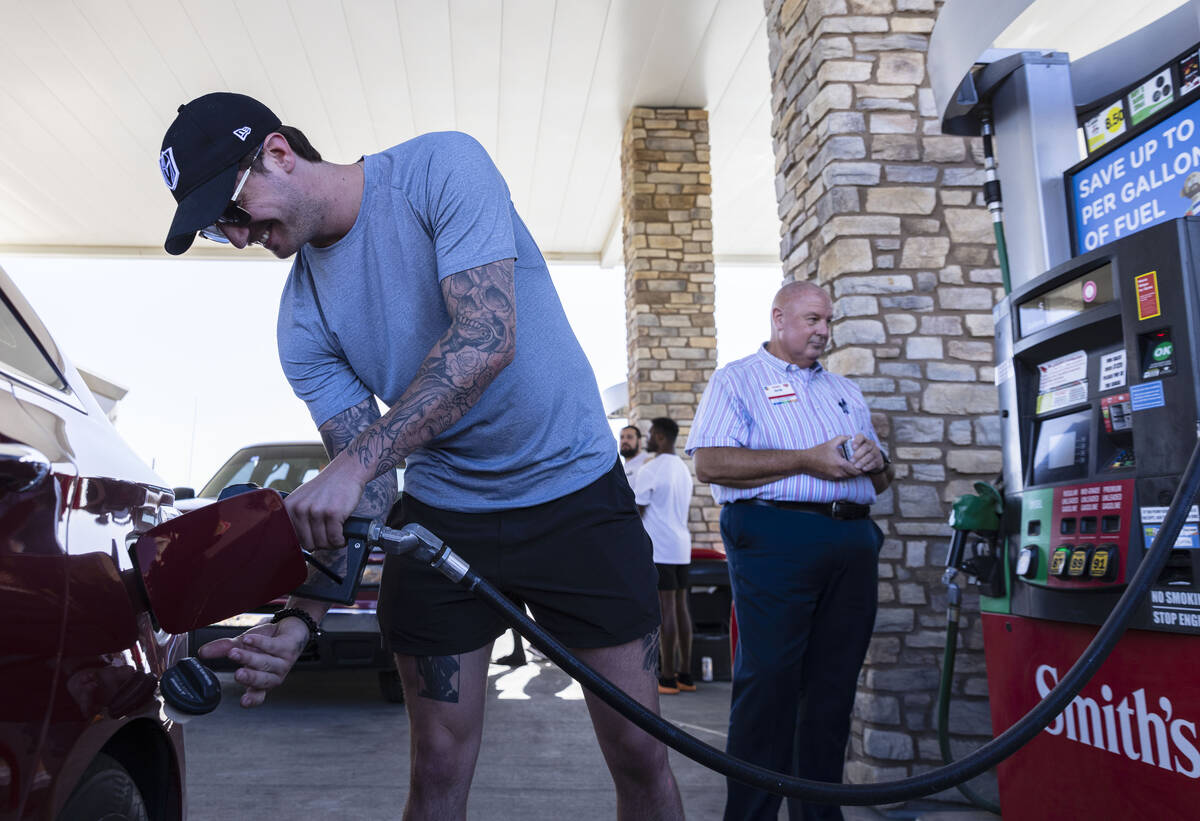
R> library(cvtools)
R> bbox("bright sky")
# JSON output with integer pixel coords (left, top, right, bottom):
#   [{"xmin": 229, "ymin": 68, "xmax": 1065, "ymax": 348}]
[{"xmin": 0, "ymin": 255, "xmax": 779, "ymax": 489}]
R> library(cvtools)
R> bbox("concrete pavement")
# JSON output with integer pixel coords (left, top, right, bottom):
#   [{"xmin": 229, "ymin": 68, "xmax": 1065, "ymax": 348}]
[{"xmin": 183, "ymin": 636, "xmax": 998, "ymax": 819}]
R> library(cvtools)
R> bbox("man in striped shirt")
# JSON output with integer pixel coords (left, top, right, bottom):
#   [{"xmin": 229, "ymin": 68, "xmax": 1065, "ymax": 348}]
[{"xmin": 688, "ymin": 281, "xmax": 893, "ymax": 821}]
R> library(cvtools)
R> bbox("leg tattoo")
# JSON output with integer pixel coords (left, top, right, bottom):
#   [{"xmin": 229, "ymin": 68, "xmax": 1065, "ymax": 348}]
[
  {"xmin": 416, "ymin": 655, "xmax": 461, "ymax": 703},
  {"xmin": 641, "ymin": 629, "xmax": 661, "ymax": 674}
]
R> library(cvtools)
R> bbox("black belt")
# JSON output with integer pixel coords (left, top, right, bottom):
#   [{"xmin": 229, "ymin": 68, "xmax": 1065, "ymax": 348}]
[{"xmin": 729, "ymin": 498, "xmax": 871, "ymax": 520}]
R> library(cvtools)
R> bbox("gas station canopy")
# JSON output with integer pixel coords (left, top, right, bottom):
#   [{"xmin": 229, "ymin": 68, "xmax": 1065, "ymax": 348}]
[
  {"xmin": 0, "ymin": 0, "xmax": 777, "ymax": 263},
  {"xmin": 2, "ymin": 0, "xmax": 1188, "ymax": 263}
]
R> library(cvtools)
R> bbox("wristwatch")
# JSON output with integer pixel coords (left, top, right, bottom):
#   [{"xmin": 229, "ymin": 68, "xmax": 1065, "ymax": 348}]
[{"xmin": 867, "ymin": 452, "xmax": 891, "ymax": 476}]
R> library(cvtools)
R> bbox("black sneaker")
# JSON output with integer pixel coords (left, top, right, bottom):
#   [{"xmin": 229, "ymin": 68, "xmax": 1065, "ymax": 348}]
[
  {"xmin": 676, "ymin": 673, "xmax": 696, "ymax": 692},
  {"xmin": 657, "ymin": 676, "xmax": 680, "ymax": 695}
]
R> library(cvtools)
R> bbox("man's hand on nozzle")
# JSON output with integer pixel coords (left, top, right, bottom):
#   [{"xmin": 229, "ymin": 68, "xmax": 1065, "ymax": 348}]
[
  {"xmin": 196, "ymin": 618, "xmax": 310, "ymax": 708},
  {"xmin": 283, "ymin": 450, "xmax": 370, "ymax": 549}
]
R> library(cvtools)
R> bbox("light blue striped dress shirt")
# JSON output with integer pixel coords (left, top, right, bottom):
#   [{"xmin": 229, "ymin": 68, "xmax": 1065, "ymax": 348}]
[{"xmin": 686, "ymin": 344, "xmax": 881, "ymax": 506}]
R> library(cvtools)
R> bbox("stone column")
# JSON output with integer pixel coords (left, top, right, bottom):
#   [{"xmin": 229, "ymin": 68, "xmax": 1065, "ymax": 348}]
[
  {"xmin": 763, "ymin": 0, "xmax": 1001, "ymax": 800},
  {"xmin": 620, "ymin": 107, "xmax": 721, "ymax": 549}
]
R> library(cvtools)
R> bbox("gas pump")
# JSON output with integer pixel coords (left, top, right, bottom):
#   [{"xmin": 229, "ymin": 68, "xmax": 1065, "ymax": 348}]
[
  {"xmin": 931, "ymin": 3, "xmax": 1200, "ymax": 818},
  {"xmin": 984, "ymin": 219, "xmax": 1200, "ymax": 818}
]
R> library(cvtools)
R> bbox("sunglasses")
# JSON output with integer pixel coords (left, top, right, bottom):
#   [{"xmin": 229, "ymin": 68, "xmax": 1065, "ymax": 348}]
[{"xmin": 199, "ymin": 142, "xmax": 263, "ymax": 244}]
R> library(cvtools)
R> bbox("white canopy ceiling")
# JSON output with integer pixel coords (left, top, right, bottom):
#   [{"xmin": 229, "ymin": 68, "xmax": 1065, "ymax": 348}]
[{"xmin": 0, "ymin": 0, "xmax": 780, "ymax": 264}]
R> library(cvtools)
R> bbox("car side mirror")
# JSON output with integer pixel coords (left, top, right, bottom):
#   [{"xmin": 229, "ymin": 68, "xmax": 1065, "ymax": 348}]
[
  {"xmin": 172, "ymin": 486, "xmax": 196, "ymax": 500},
  {"xmin": 132, "ymin": 488, "xmax": 307, "ymax": 633}
]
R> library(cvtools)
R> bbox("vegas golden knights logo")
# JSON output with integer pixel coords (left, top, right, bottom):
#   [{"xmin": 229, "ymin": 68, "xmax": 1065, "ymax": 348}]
[{"xmin": 160, "ymin": 147, "xmax": 180, "ymax": 191}]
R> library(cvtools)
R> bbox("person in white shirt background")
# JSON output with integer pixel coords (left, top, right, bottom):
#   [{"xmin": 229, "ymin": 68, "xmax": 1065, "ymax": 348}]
[
  {"xmin": 633, "ymin": 417, "xmax": 696, "ymax": 695},
  {"xmin": 620, "ymin": 424, "xmax": 653, "ymax": 485}
]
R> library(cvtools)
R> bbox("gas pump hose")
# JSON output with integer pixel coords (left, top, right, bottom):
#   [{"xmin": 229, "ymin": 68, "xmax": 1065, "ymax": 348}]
[
  {"xmin": 372, "ymin": 435, "xmax": 1200, "ymax": 805},
  {"xmin": 979, "ymin": 114, "xmax": 1012, "ymax": 296},
  {"xmin": 937, "ymin": 583, "xmax": 1002, "ymax": 814}
]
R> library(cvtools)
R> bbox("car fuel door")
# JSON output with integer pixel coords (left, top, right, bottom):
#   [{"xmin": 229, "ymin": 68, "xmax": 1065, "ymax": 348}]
[{"xmin": 132, "ymin": 488, "xmax": 307, "ymax": 633}]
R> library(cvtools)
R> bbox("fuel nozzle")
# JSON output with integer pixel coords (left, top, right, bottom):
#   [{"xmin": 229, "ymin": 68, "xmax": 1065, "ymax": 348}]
[{"xmin": 346, "ymin": 517, "xmax": 473, "ymax": 584}]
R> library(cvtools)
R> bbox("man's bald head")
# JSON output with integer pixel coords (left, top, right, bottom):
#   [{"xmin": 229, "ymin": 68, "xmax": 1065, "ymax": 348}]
[
  {"xmin": 766, "ymin": 280, "xmax": 833, "ymax": 368},
  {"xmin": 772, "ymin": 280, "xmax": 829, "ymax": 313}
]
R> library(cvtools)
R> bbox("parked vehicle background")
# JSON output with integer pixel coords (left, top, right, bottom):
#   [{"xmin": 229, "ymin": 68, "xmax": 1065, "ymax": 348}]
[
  {"xmin": 181, "ymin": 442, "xmax": 406, "ymax": 703},
  {"xmin": 0, "ymin": 265, "xmax": 188, "ymax": 820},
  {"xmin": 172, "ymin": 442, "xmax": 331, "ymax": 512},
  {"xmin": 688, "ymin": 547, "xmax": 732, "ymax": 682}
]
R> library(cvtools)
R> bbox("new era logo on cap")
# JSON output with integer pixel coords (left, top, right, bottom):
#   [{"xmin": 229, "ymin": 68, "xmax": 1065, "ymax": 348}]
[{"xmin": 233, "ymin": 126, "xmax": 252, "ymax": 141}]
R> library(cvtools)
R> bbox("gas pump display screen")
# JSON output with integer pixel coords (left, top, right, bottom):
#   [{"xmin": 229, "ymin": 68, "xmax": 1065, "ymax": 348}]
[
  {"xmin": 1031, "ymin": 409, "xmax": 1091, "ymax": 486},
  {"xmin": 1017, "ymin": 264, "xmax": 1115, "ymax": 336}
]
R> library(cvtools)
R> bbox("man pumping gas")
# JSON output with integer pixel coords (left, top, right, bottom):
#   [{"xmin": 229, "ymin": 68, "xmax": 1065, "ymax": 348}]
[{"xmin": 156, "ymin": 92, "xmax": 683, "ymax": 819}]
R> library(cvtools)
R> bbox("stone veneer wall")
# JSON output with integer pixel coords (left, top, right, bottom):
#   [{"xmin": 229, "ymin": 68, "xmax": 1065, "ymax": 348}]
[
  {"xmin": 620, "ymin": 107, "xmax": 722, "ymax": 549},
  {"xmin": 763, "ymin": 0, "xmax": 1003, "ymax": 799}
]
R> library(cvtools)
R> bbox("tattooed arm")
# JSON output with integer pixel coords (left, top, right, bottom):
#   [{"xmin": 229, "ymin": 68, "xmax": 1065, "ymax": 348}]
[
  {"xmin": 196, "ymin": 398, "xmax": 399, "ymax": 708},
  {"xmin": 284, "ymin": 258, "xmax": 516, "ymax": 549},
  {"xmin": 297, "ymin": 396, "xmax": 401, "ymax": 591}
]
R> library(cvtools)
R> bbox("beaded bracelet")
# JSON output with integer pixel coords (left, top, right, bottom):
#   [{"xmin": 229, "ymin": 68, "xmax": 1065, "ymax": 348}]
[{"xmin": 269, "ymin": 607, "xmax": 321, "ymax": 643}]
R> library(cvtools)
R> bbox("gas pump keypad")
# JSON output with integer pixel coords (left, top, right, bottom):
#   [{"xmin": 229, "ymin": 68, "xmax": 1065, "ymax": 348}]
[{"xmin": 1023, "ymin": 480, "xmax": 1134, "ymax": 589}]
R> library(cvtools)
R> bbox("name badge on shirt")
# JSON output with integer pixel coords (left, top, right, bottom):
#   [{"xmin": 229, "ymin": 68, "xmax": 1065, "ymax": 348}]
[{"xmin": 764, "ymin": 383, "xmax": 796, "ymax": 405}]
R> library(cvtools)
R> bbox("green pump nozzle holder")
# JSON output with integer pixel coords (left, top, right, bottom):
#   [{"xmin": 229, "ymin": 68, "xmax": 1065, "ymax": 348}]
[
  {"xmin": 944, "ymin": 482, "xmax": 1006, "ymax": 598},
  {"xmin": 948, "ymin": 481, "xmax": 1003, "ymax": 533}
]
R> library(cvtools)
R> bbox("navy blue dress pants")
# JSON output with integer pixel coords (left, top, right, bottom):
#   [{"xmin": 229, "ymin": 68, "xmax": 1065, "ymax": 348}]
[{"xmin": 720, "ymin": 502, "xmax": 881, "ymax": 821}]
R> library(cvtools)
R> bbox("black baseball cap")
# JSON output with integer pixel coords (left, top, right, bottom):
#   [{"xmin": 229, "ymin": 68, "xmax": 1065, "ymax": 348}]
[{"xmin": 159, "ymin": 92, "xmax": 281, "ymax": 255}]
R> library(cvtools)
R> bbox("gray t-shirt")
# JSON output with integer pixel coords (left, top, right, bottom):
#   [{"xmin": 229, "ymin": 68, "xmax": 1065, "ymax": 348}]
[{"xmin": 277, "ymin": 131, "xmax": 614, "ymax": 512}]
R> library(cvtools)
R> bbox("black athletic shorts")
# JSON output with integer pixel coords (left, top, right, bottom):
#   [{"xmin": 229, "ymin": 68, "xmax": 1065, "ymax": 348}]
[
  {"xmin": 377, "ymin": 458, "xmax": 660, "ymax": 656},
  {"xmin": 655, "ymin": 563, "xmax": 690, "ymax": 591}
]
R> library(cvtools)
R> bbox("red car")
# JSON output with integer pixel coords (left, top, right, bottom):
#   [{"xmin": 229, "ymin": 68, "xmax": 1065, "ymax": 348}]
[{"xmin": 0, "ymin": 267, "xmax": 302, "ymax": 820}]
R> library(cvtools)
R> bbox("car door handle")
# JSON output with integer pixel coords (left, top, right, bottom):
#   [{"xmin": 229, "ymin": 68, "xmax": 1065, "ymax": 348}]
[{"xmin": 0, "ymin": 443, "xmax": 51, "ymax": 493}]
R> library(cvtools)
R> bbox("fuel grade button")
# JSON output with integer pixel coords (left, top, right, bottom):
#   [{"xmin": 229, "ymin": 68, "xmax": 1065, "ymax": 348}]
[
  {"xmin": 1017, "ymin": 546, "xmax": 1039, "ymax": 578},
  {"xmin": 1068, "ymin": 546, "xmax": 1093, "ymax": 578},
  {"xmin": 1089, "ymin": 545, "xmax": 1118, "ymax": 581},
  {"xmin": 1050, "ymin": 546, "xmax": 1072, "ymax": 578}
]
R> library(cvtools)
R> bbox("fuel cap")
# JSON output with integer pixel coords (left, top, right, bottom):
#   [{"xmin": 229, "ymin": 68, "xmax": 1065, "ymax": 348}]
[{"xmin": 161, "ymin": 657, "xmax": 222, "ymax": 716}]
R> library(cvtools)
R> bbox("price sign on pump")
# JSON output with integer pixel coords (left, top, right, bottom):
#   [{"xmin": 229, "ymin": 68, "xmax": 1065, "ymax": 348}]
[
  {"xmin": 1084, "ymin": 101, "xmax": 1127, "ymax": 152},
  {"xmin": 1070, "ymin": 97, "xmax": 1200, "ymax": 254}
]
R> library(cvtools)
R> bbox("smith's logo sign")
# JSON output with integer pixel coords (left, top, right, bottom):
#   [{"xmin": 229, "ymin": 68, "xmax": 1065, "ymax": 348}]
[{"xmin": 1036, "ymin": 664, "xmax": 1200, "ymax": 778}]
